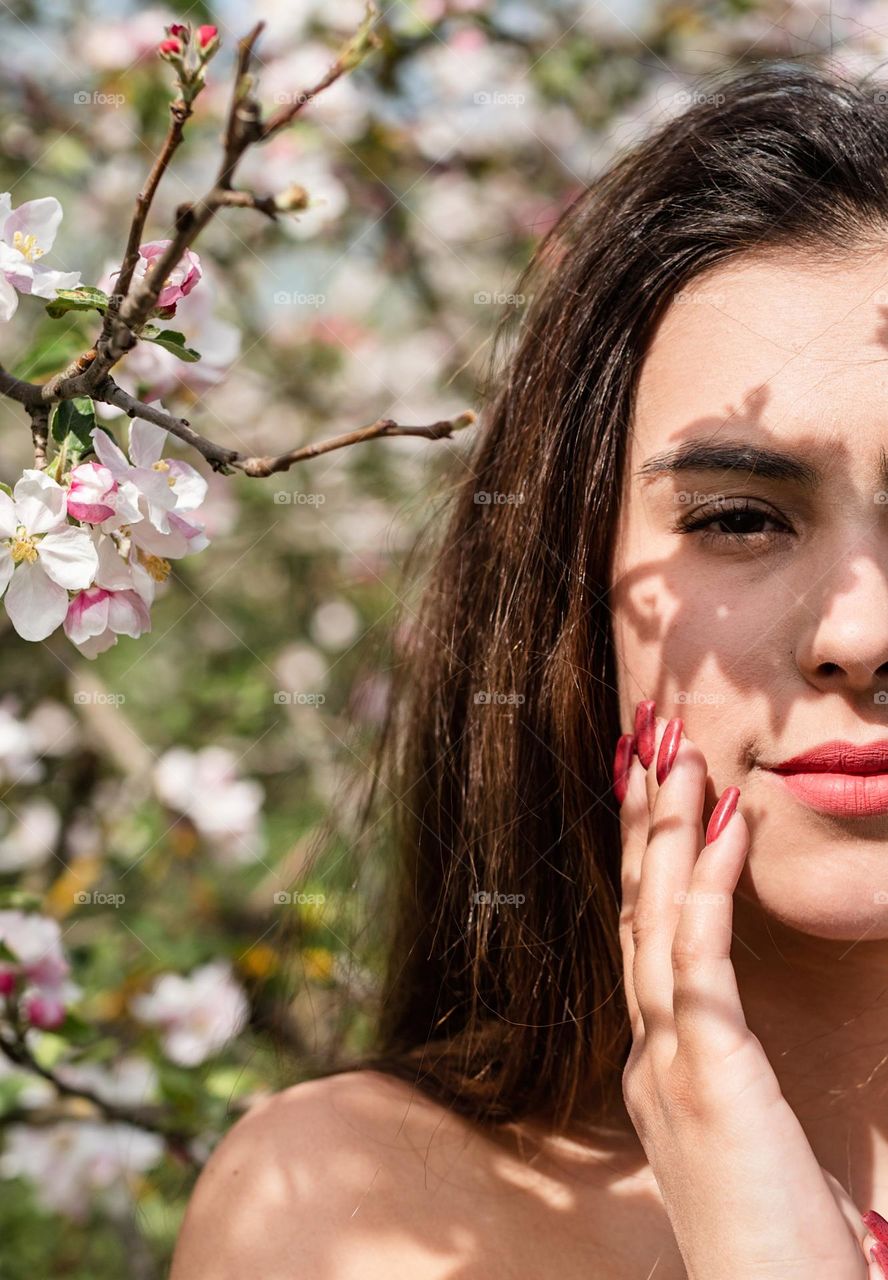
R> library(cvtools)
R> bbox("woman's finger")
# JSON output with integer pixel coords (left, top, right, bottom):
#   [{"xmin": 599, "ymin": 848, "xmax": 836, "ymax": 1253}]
[
  {"xmin": 617, "ymin": 735, "xmax": 648, "ymax": 1042},
  {"xmin": 631, "ymin": 730, "xmax": 708, "ymax": 1054},
  {"xmin": 669, "ymin": 799, "xmax": 753, "ymax": 1059}
]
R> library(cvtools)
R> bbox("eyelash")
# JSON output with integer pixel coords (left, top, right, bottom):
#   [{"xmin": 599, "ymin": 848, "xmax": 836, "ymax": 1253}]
[{"xmin": 675, "ymin": 497, "xmax": 794, "ymax": 547}]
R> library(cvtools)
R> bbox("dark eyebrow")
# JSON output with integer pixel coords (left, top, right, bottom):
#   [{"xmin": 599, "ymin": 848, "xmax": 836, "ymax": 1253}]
[{"xmin": 635, "ymin": 441, "xmax": 821, "ymax": 489}]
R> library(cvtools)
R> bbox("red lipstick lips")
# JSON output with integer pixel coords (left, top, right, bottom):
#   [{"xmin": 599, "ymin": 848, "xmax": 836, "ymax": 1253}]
[{"xmin": 765, "ymin": 740, "xmax": 888, "ymax": 817}]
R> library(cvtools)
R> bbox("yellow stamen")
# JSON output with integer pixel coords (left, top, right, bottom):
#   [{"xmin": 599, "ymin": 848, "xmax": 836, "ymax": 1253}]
[
  {"xmin": 12, "ymin": 230, "xmax": 45, "ymax": 262},
  {"xmin": 137, "ymin": 549, "xmax": 171, "ymax": 582},
  {"xmin": 152, "ymin": 460, "xmax": 170, "ymax": 472},
  {"xmin": 10, "ymin": 532, "xmax": 38, "ymax": 563}
]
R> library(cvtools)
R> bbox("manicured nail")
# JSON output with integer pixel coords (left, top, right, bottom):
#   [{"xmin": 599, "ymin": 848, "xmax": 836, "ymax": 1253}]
[
  {"xmin": 871, "ymin": 1240, "xmax": 888, "ymax": 1278},
  {"xmin": 656, "ymin": 718, "xmax": 683, "ymax": 784},
  {"xmin": 633, "ymin": 700, "xmax": 656, "ymax": 768},
  {"xmin": 612, "ymin": 732, "xmax": 636, "ymax": 806},
  {"xmin": 864, "ymin": 1210, "xmax": 888, "ymax": 1275},
  {"xmin": 864, "ymin": 1211, "xmax": 888, "ymax": 1246},
  {"xmin": 705, "ymin": 786, "xmax": 740, "ymax": 844}
]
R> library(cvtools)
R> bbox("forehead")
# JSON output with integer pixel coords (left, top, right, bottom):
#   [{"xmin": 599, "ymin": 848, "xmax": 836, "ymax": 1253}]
[{"xmin": 632, "ymin": 248, "xmax": 888, "ymax": 454}]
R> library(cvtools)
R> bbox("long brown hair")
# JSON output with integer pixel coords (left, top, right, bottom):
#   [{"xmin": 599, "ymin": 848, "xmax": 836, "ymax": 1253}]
[{"xmin": 314, "ymin": 59, "xmax": 888, "ymax": 1133}]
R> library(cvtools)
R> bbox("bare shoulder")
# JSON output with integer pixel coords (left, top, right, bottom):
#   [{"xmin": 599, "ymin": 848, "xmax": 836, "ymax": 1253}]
[
  {"xmin": 168, "ymin": 1068, "xmax": 499, "ymax": 1280},
  {"xmin": 169, "ymin": 1067, "xmax": 683, "ymax": 1280}
]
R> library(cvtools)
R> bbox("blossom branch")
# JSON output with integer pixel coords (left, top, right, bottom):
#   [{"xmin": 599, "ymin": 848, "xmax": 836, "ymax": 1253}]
[
  {"xmin": 0, "ymin": 1025, "xmax": 211, "ymax": 1163},
  {"xmin": 95, "ymin": 376, "xmax": 476, "ymax": 476}
]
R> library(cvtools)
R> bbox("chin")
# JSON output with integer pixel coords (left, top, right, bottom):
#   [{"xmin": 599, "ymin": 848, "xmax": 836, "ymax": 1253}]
[{"xmin": 736, "ymin": 869, "xmax": 888, "ymax": 942}]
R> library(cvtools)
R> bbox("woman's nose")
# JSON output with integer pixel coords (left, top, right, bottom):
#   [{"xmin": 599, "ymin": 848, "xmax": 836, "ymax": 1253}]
[{"xmin": 794, "ymin": 556, "xmax": 888, "ymax": 693}]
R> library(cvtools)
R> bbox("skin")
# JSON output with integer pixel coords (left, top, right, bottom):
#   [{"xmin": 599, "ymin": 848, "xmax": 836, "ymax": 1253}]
[
  {"xmin": 610, "ymin": 244, "xmax": 888, "ymax": 1275},
  {"xmin": 170, "ymin": 246, "xmax": 888, "ymax": 1277}
]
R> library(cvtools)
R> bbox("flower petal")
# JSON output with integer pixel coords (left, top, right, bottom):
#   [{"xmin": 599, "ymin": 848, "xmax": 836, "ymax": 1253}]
[
  {"xmin": 3, "ymin": 197, "xmax": 63, "ymax": 254},
  {"xmin": 4, "ymin": 563, "xmax": 69, "ymax": 641},
  {"xmin": 129, "ymin": 418, "xmax": 167, "ymax": 468},
  {"xmin": 12, "ymin": 470, "xmax": 67, "ymax": 534},
  {"xmin": 91, "ymin": 428, "xmax": 131, "ymax": 480},
  {"xmin": 0, "ymin": 546, "xmax": 13, "ymax": 596},
  {"xmin": 0, "ymin": 490, "xmax": 17, "ymax": 539},
  {"xmin": 36, "ymin": 526, "xmax": 98, "ymax": 589},
  {"xmin": 0, "ymin": 272, "xmax": 18, "ymax": 322},
  {"xmin": 27, "ymin": 266, "xmax": 82, "ymax": 299}
]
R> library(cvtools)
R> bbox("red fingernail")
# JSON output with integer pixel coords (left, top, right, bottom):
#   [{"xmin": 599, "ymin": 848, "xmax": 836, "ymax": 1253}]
[
  {"xmin": 633, "ymin": 700, "xmax": 656, "ymax": 768},
  {"xmin": 612, "ymin": 733, "xmax": 636, "ymax": 806},
  {"xmin": 656, "ymin": 718, "xmax": 683, "ymax": 784},
  {"xmin": 864, "ymin": 1211, "xmax": 888, "ymax": 1246},
  {"xmin": 705, "ymin": 786, "xmax": 740, "ymax": 844},
  {"xmin": 872, "ymin": 1240, "xmax": 888, "ymax": 1277}
]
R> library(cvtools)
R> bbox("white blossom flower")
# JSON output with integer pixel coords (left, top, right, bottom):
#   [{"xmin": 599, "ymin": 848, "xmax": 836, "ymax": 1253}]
[
  {"xmin": 153, "ymin": 745, "xmax": 265, "ymax": 865},
  {"xmin": 130, "ymin": 960, "xmax": 249, "ymax": 1066},
  {"xmin": 0, "ymin": 471, "xmax": 99, "ymax": 641},
  {"xmin": 0, "ymin": 194, "xmax": 81, "ymax": 322},
  {"xmin": 0, "ymin": 1121, "xmax": 164, "ymax": 1220}
]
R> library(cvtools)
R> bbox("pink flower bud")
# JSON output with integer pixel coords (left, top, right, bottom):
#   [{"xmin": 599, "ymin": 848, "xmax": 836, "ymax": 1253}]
[
  {"xmin": 22, "ymin": 992, "xmax": 66, "ymax": 1030},
  {"xmin": 159, "ymin": 37, "xmax": 182, "ymax": 57},
  {"xmin": 0, "ymin": 967, "xmax": 18, "ymax": 995},
  {"xmin": 197, "ymin": 25, "xmax": 218, "ymax": 49},
  {"xmin": 66, "ymin": 461, "xmax": 118, "ymax": 524},
  {"xmin": 168, "ymin": 22, "xmax": 189, "ymax": 37}
]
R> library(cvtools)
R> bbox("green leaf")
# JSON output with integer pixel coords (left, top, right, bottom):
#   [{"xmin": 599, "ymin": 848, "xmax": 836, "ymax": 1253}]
[
  {"xmin": 50, "ymin": 396, "xmax": 97, "ymax": 468},
  {"xmin": 139, "ymin": 326, "xmax": 202, "ymax": 362},
  {"xmin": 0, "ymin": 482, "xmax": 11, "ymax": 498},
  {"xmin": 44, "ymin": 285, "xmax": 111, "ymax": 319},
  {"xmin": 0, "ymin": 888, "xmax": 43, "ymax": 913}
]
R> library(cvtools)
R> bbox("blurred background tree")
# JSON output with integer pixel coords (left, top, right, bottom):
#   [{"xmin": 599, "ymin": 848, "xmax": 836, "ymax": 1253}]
[{"xmin": 0, "ymin": 0, "xmax": 885, "ymax": 1274}]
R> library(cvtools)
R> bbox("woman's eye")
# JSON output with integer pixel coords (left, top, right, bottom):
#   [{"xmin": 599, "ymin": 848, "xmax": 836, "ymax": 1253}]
[{"xmin": 676, "ymin": 499, "xmax": 793, "ymax": 546}]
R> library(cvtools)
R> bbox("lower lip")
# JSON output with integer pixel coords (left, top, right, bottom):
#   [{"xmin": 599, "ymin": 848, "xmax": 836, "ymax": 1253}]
[{"xmin": 767, "ymin": 770, "xmax": 888, "ymax": 816}]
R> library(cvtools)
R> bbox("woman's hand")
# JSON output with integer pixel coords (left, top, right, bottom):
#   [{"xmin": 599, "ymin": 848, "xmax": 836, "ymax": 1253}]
[{"xmin": 615, "ymin": 702, "xmax": 884, "ymax": 1280}]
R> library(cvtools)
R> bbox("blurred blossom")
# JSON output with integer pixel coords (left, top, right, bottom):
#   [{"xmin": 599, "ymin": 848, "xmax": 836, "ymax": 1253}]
[
  {"xmin": 274, "ymin": 152, "xmax": 349, "ymax": 240},
  {"xmin": 26, "ymin": 699, "xmax": 79, "ymax": 757},
  {"xmin": 0, "ymin": 910, "xmax": 81, "ymax": 1030},
  {"xmin": 309, "ymin": 597, "xmax": 362, "ymax": 649},
  {"xmin": 402, "ymin": 30, "xmax": 538, "ymax": 161},
  {"xmin": 130, "ymin": 960, "xmax": 249, "ymax": 1065},
  {"xmin": 0, "ymin": 799, "xmax": 60, "ymax": 873},
  {"xmin": 261, "ymin": 44, "xmax": 370, "ymax": 140},
  {"xmin": 0, "ymin": 700, "xmax": 43, "ymax": 784},
  {"xmin": 70, "ymin": 7, "xmax": 179, "ymax": 71},
  {"xmin": 0, "ymin": 1051, "xmax": 55, "ymax": 1107},
  {"xmin": 55, "ymin": 1054, "xmax": 159, "ymax": 1107},
  {"xmin": 0, "ymin": 1121, "xmax": 164, "ymax": 1220},
  {"xmin": 274, "ymin": 641, "xmax": 329, "ymax": 693},
  {"xmin": 153, "ymin": 745, "xmax": 266, "ymax": 864}
]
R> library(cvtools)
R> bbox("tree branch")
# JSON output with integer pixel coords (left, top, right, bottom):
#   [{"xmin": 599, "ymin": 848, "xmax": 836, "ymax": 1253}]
[{"xmin": 95, "ymin": 377, "xmax": 475, "ymax": 476}]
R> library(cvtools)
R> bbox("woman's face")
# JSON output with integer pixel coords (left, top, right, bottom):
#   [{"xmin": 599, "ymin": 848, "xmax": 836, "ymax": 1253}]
[{"xmin": 610, "ymin": 246, "xmax": 888, "ymax": 941}]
